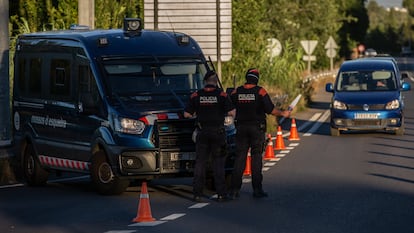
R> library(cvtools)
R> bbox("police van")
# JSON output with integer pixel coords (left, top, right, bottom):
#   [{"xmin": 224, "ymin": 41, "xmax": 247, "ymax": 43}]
[{"xmin": 12, "ymin": 18, "xmax": 235, "ymax": 195}]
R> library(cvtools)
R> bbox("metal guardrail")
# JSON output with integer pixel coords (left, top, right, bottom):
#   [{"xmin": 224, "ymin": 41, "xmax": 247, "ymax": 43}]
[
  {"xmin": 272, "ymin": 70, "xmax": 338, "ymax": 108},
  {"xmin": 303, "ymin": 70, "xmax": 338, "ymax": 84}
]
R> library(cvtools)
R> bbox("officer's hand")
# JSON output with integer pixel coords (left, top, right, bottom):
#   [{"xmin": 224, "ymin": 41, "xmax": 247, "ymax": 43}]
[
  {"xmin": 184, "ymin": 111, "xmax": 194, "ymax": 118},
  {"xmin": 280, "ymin": 110, "xmax": 291, "ymax": 118}
]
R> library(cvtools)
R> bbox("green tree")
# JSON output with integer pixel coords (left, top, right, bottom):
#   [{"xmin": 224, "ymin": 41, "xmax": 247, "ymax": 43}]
[
  {"xmin": 95, "ymin": 0, "xmax": 142, "ymax": 29},
  {"xmin": 221, "ymin": 0, "xmax": 269, "ymax": 87},
  {"xmin": 266, "ymin": 0, "xmax": 341, "ymax": 69},
  {"xmin": 367, "ymin": 0, "xmax": 411, "ymax": 55},
  {"xmin": 336, "ymin": 0, "xmax": 369, "ymax": 59},
  {"xmin": 403, "ymin": 0, "xmax": 414, "ymax": 15}
]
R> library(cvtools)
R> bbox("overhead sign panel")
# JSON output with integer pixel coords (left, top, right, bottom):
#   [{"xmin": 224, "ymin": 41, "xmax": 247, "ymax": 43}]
[{"xmin": 144, "ymin": 0, "xmax": 232, "ymax": 62}]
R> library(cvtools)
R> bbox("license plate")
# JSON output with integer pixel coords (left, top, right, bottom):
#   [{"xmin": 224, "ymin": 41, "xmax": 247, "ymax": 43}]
[
  {"xmin": 170, "ymin": 152, "xmax": 196, "ymax": 161},
  {"xmin": 354, "ymin": 113, "xmax": 379, "ymax": 119}
]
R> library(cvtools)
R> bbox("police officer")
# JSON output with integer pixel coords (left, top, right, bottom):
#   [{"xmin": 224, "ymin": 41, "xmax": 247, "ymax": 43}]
[
  {"xmin": 184, "ymin": 70, "xmax": 235, "ymax": 202},
  {"xmin": 230, "ymin": 68, "xmax": 290, "ymax": 199}
]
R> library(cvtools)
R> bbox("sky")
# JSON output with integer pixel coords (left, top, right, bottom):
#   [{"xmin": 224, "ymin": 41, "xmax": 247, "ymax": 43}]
[{"xmin": 374, "ymin": 0, "xmax": 403, "ymax": 8}]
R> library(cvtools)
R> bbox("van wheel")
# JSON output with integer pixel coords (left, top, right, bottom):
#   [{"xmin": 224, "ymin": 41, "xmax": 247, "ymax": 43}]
[
  {"xmin": 395, "ymin": 126, "xmax": 404, "ymax": 136},
  {"xmin": 90, "ymin": 151, "xmax": 130, "ymax": 195},
  {"xmin": 330, "ymin": 127, "xmax": 340, "ymax": 136},
  {"xmin": 23, "ymin": 144, "xmax": 49, "ymax": 186}
]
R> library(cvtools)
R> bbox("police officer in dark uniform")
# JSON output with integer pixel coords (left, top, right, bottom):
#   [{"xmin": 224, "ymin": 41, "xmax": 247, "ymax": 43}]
[
  {"xmin": 230, "ymin": 68, "xmax": 290, "ymax": 198},
  {"xmin": 184, "ymin": 70, "xmax": 235, "ymax": 202}
]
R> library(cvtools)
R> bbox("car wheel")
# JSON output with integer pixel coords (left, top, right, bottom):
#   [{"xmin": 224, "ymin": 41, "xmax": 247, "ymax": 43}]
[
  {"xmin": 330, "ymin": 127, "xmax": 340, "ymax": 136},
  {"xmin": 395, "ymin": 126, "xmax": 405, "ymax": 136},
  {"xmin": 90, "ymin": 150, "xmax": 130, "ymax": 195},
  {"xmin": 23, "ymin": 144, "xmax": 49, "ymax": 186}
]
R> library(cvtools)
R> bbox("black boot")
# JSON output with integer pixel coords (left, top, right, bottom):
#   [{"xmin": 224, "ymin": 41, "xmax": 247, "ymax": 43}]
[{"xmin": 253, "ymin": 189, "xmax": 268, "ymax": 198}]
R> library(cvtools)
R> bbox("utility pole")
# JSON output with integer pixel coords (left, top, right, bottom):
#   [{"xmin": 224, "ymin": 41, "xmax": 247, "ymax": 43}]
[
  {"xmin": 78, "ymin": 0, "xmax": 95, "ymax": 29},
  {"xmin": 0, "ymin": 0, "xmax": 11, "ymax": 147}
]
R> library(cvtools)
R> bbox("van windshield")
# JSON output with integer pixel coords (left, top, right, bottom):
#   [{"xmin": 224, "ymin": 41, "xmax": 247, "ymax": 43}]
[
  {"xmin": 101, "ymin": 58, "xmax": 208, "ymax": 110},
  {"xmin": 335, "ymin": 70, "xmax": 398, "ymax": 91}
]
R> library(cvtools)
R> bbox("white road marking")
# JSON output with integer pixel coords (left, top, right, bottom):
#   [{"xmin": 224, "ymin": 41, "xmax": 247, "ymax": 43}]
[
  {"xmin": 160, "ymin": 213, "xmax": 186, "ymax": 220},
  {"xmin": 304, "ymin": 110, "xmax": 330, "ymax": 136},
  {"xmin": 266, "ymin": 157, "xmax": 280, "ymax": 161},
  {"xmin": 242, "ymin": 178, "xmax": 251, "ymax": 183},
  {"xmin": 104, "ymin": 231, "xmax": 136, "ymax": 233},
  {"xmin": 189, "ymin": 203, "xmax": 209, "ymax": 209},
  {"xmin": 0, "ymin": 183, "xmax": 24, "ymax": 189},
  {"xmin": 297, "ymin": 112, "xmax": 322, "ymax": 132},
  {"xmin": 128, "ymin": 221, "xmax": 166, "ymax": 227}
]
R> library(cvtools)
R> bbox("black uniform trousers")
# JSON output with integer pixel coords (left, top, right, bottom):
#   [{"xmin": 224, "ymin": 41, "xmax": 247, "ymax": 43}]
[
  {"xmin": 193, "ymin": 127, "xmax": 227, "ymax": 196},
  {"xmin": 231, "ymin": 123, "xmax": 266, "ymax": 192}
]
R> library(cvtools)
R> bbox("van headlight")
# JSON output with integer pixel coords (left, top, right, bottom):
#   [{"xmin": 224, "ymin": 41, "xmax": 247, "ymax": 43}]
[
  {"xmin": 224, "ymin": 115, "xmax": 235, "ymax": 130},
  {"xmin": 385, "ymin": 99, "xmax": 400, "ymax": 110},
  {"xmin": 333, "ymin": 100, "xmax": 347, "ymax": 110},
  {"xmin": 115, "ymin": 117, "xmax": 145, "ymax": 134}
]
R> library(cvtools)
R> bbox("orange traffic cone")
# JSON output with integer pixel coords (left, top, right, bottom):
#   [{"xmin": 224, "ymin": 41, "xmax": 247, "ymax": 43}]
[
  {"xmin": 132, "ymin": 181, "xmax": 156, "ymax": 222},
  {"xmin": 263, "ymin": 134, "xmax": 275, "ymax": 160},
  {"xmin": 243, "ymin": 149, "xmax": 252, "ymax": 176},
  {"xmin": 288, "ymin": 118, "xmax": 300, "ymax": 141},
  {"xmin": 274, "ymin": 126, "xmax": 286, "ymax": 150}
]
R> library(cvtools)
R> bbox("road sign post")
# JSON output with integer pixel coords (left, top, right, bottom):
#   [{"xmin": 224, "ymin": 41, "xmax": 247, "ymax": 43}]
[
  {"xmin": 300, "ymin": 40, "xmax": 318, "ymax": 73},
  {"xmin": 324, "ymin": 36, "xmax": 338, "ymax": 71},
  {"xmin": 267, "ymin": 38, "xmax": 282, "ymax": 61}
]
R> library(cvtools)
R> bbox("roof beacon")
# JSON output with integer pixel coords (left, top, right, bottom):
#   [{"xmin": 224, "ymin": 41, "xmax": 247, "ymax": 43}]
[{"xmin": 123, "ymin": 18, "xmax": 142, "ymax": 36}]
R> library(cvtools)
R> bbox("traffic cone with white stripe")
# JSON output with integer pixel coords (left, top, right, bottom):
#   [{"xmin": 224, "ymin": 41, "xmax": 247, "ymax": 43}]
[
  {"xmin": 274, "ymin": 126, "xmax": 286, "ymax": 150},
  {"xmin": 263, "ymin": 134, "xmax": 276, "ymax": 160},
  {"xmin": 288, "ymin": 118, "xmax": 300, "ymax": 141},
  {"xmin": 132, "ymin": 181, "xmax": 155, "ymax": 222},
  {"xmin": 243, "ymin": 149, "xmax": 252, "ymax": 176}
]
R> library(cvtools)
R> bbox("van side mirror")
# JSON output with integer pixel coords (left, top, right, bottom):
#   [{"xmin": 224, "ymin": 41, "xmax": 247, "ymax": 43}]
[
  {"xmin": 325, "ymin": 83, "xmax": 334, "ymax": 92},
  {"xmin": 402, "ymin": 82, "xmax": 411, "ymax": 91},
  {"xmin": 79, "ymin": 93, "xmax": 99, "ymax": 114}
]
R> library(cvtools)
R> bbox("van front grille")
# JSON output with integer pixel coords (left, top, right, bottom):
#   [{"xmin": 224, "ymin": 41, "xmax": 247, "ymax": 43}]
[
  {"xmin": 347, "ymin": 104, "xmax": 385, "ymax": 110},
  {"xmin": 153, "ymin": 118, "xmax": 196, "ymax": 173}
]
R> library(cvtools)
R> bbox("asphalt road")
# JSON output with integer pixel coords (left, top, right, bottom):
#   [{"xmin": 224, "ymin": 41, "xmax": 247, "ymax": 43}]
[{"xmin": 1, "ymin": 76, "xmax": 414, "ymax": 233}]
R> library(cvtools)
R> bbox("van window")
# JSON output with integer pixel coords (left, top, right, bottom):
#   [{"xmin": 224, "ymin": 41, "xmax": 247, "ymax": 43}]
[
  {"xmin": 29, "ymin": 58, "xmax": 42, "ymax": 97},
  {"xmin": 105, "ymin": 64, "xmax": 142, "ymax": 74},
  {"xmin": 17, "ymin": 58, "xmax": 26, "ymax": 93},
  {"xmin": 50, "ymin": 59, "xmax": 71, "ymax": 99},
  {"xmin": 79, "ymin": 64, "xmax": 100, "ymax": 113}
]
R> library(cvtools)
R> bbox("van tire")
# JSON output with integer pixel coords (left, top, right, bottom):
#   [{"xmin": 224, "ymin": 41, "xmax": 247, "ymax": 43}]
[
  {"xmin": 90, "ymin": 151, "xmax": 130, "ymax": 195},
  {"xmin": 23, "ymin": 144, "xmax": 49, "ymax": 186},
  {"xmin": 330, "ymin": 127, "xmax": 340, "ymax": 136},
  {"xmin": 395, "ymin": 126, "xmax": 404, "ymax": 136}
]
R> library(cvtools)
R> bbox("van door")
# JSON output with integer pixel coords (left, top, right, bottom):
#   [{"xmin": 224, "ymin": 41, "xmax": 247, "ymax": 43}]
[
  {"xmin": 36, "ymin": 54, "xmax": 85, "ymax": 162},
  {"xmin": 75, "ymin": 57, "xmax": 104, "ymax": 159}
]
